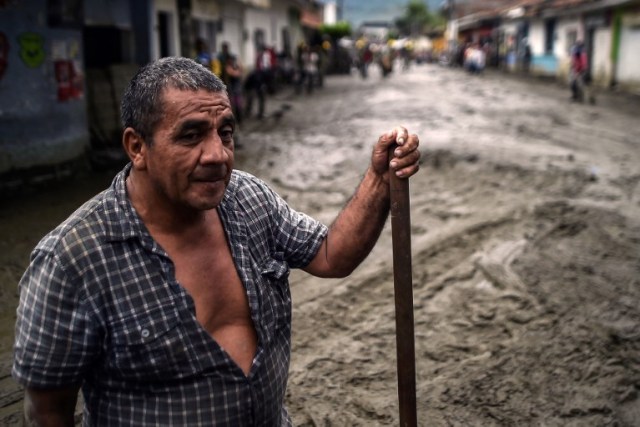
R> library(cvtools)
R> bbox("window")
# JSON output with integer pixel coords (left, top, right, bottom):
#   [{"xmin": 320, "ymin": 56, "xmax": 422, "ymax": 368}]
[
  {"xmin": 254, "ymin": 29, "xmax": 265, "ymax": 50},
  {"xmin": 158, "ymin": 12, "xmax": 171, "ymax": 57},
  {"xmin": 47, "ymin": 0, "xmax": 83, "ymax": 28},
  {"xmin": 192, "ymin": 18, "xmax": 217, "ymax": 54},
  {"xmin": 544, "ymin": 19, "xmax": 556, "ymax": 54}
]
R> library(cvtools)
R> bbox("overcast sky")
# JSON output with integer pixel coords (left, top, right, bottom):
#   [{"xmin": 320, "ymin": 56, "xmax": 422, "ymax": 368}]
[{"xmin": 324, "ymin": 0, "xmax": 443, "ymax": 28}]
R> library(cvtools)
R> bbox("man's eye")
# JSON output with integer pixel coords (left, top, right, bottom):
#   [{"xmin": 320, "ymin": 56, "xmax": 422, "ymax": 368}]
[
  {"xmin": 220, "ymin": 129, "xmax": 234, "ymax": 140},
  {"xmin": 181, "ymin": 132, "xmax": 201, "ymax": 142}
]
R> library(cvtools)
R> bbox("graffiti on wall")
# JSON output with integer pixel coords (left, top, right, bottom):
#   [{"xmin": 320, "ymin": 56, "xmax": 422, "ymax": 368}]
[
  {"xmin": 18, "ymin": 32, "xmax": 45, "ymax": 68},
  {"xmin": 0, "ymin": 32, "xmax": 8, "ymax": 80},
  {"xmin": 52, "ymin": 39, "xmax": 84, "ymax": 101}
]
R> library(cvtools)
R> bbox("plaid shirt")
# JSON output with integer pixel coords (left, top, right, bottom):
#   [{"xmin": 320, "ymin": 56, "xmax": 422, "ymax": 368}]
[{"xmin": 13, "ymin": 163, "xmax": 327, "ymax": 426}]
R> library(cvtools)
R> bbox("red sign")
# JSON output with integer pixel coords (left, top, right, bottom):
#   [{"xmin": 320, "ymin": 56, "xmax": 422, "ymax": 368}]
[{"xmin": 54, "ymin": 60, "xmax": 84, "ymax": 101}]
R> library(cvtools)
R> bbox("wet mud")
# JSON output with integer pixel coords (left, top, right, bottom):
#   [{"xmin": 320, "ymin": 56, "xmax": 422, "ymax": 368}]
[{"xmin": 2, "ymin": 63, "xmax": 640, "ymax": 425}]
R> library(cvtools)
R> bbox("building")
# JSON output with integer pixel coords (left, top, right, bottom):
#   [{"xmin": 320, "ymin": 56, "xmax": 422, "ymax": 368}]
[
  {"xmin": 447, "ymin": 0, "xmax": 640, "ymax": 91},
  {"xmin": 0, "ymin": 0, "xmax": 324, "ymax": 183}
]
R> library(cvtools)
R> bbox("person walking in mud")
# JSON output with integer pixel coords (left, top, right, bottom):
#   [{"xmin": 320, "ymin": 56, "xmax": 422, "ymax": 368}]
[
  {"xmin": 217, "ymin": 41, "xmax": 244, "ymax": 124},
  {"xmin": 12, "ymin": 56, "xmax": 421, "ymax": 425},
  {"xmin": 569, "ymin": 40, "xmax": 595, "ymax": 104}
]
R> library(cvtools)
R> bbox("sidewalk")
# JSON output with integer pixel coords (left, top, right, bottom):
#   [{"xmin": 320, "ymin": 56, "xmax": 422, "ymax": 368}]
[{"xmin": 494, "ymin": 66, "xmax": 640, "ymax": 111}]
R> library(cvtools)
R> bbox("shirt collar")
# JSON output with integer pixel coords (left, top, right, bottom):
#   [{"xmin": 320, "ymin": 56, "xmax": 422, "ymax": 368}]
[
  {"xmin": 102, "ymin": 164, "xmax": 241, "ymax": 243},
  {"xmin": 102, "ymin": 162, "xmax": 147, "ymax": 243}
]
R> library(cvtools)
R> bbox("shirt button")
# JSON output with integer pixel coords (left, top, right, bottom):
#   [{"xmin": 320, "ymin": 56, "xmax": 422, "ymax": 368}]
[{"xmin": 141, "ymin": 329, "xmax": 150, "ymax": 338}]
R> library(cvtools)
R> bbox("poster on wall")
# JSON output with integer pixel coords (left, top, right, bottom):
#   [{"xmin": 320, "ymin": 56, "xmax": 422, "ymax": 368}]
[{"xmin": 52, "ymin": 38, "xmax": 84, "ymax": 101}]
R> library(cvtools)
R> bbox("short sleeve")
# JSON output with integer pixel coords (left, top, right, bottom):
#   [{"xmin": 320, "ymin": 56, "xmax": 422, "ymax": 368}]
[
  {"xmin": 269, "ymin": 188, "xmax": 328, "ymax": 269},
  {"xmin": 12, "ymin": 249, "xmax": 99, "ymax": 388}
]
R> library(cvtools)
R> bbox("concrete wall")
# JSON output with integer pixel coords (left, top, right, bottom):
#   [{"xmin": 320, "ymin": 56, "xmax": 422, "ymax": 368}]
[
  {"xmin": 592, "ymin": 27, "xmax": 612, "ymax": 87},
  {"xmin": 0, "ymin": 0, "xmax": 89, "ymax": 174},
  {"xmin": 528, "ymin": 21, "xmax": 553, "ymax": 75},
  {"xmin": 616, "ymin": 10, "xmax": 640, "ymax": 89},
  {"xmin": 191, "ymin": 0, "xmax": 221, "ymax": 59},
  {"xmin": 220, "ymin": 1, "xmax": 246, "ymax": 65},
  {"xmin": 245, "ymin": 6, "xmax": 271, "ymax": 68},
  {"xmin": 84, "ymin": 0, "xmax": 133, "ymax": 27},
  {"xmin": 528, "ymin": 21, "xmax": 546, "ymax": 58},
  {"xmin": 152, "ymin": 0, "xmax": 181, "ymax": 60},
  {"xmin": 270, "ymin": 0, "xmax": 295, "ymax": 50}
]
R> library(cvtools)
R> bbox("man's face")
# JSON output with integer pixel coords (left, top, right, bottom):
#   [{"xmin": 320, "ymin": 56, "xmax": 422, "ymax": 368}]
[{"xmin": 142, "ymin": 88, "xmax": 235, "ymax": 211}]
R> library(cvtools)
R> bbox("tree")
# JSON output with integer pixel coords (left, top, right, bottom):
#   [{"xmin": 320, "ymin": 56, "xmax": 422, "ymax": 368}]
[
  {"xmin": 319, "ymin": 21, "xmax": 352, "ymax": 40},
  {"xmin": 394, "ymin": 0, "xmax": 445, "ymax": 36}
]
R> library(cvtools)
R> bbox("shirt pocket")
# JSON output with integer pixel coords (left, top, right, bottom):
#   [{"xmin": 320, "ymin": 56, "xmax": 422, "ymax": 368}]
[
  {"xmin": 108, "ymin": 303, "xmax": 195, "ymax": 382},
  {"xmin": 259, "ymin": 256, "xmax": 291, "ymax": 342}
]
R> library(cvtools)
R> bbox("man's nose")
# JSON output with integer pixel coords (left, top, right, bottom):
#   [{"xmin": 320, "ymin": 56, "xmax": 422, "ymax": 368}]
[{"xmin": 200, "ymin": 133, "xmax": 228, "ymax": 163}]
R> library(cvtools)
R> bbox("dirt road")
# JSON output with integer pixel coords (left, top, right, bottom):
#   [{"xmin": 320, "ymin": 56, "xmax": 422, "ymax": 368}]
[{"xmin": 2, "ymin": 63, "xmax": 639, "ymax": 425}]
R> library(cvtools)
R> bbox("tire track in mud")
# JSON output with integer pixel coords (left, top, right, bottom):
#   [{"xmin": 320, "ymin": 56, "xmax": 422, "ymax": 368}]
[
  {"xmin": 287, "ymin": 147, "xmax": 640, "ymax": 426},
  {"xmin": 3, "ymin": 64, "xmax": 639, "ymax": 425}
]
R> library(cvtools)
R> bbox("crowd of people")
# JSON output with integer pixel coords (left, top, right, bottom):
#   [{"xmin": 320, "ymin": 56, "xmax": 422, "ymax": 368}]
[
  {"xmin": 353, "ymin": 38, "xmax": 401, "ymax": 79},
  {"xmin": 195, "ymin": 35, "xmax": 594, "ymax": 118},
  {"xmin": 195, "ymin": 38, "xmax": 328, "ymax": 122}
]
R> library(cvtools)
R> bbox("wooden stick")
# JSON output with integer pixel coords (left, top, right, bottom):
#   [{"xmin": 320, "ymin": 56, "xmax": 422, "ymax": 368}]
[{"xmin": 389, "ymin": 145, "xmax": 417, "ymax": 427}]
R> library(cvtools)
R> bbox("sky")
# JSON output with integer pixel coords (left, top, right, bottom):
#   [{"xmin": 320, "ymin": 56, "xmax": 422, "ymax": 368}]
[{"xmin": 324, "ymin": 0, "xmax": 444, "ymax": 28}]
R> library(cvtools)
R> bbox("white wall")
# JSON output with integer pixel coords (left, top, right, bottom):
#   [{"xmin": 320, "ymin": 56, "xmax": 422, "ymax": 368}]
[
  {"xmin": 555, "ymin": 17, "xmax": 580, "ymax": 59},
  {"xmin": 616, "ymin": 16, "xmax": 640, "ymax": 86},
  {"xmin": 220, "ymin": 1, "xmax": 246, "ymax": 66},
  {"xmin": 191, "ymin": 0, "xmax": 221, "ymax": 58},
  {"xmin": 244, "ymin": 3, "xmax": 291, "ymax": 70},
  {"xmin": 244, "ymin": 7, "xmax": 272, "ymax": 69},
  {"xmin": 269, "ymin": 0, "xmax": 292, "ymax": 50},
  {"xmin": 324, "ymin": 1, "xmax": 337, "ymax": 24},
  {"xmin": 528, "ymin": 21, "xmax": 545, "ymax": 56},
  {"xmin": 554, "ymin": 17, "xmax": 579, "ymax": 79},
  {"xmin": 192, "ymin": 0, "xmax": 220, "ymax": 20},
  {"xmin": 152, "ymin": 0, "xmax": 180, "ymax": 60},
  {"xmin": 592, "ymin": 27, "xmax": 612, "ymax": 87}
]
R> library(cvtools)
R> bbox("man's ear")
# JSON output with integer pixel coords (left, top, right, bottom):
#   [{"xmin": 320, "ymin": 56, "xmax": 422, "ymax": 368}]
[{"xmin": 122, "ymin": 128, "xmax": 147, "ymax": 170}]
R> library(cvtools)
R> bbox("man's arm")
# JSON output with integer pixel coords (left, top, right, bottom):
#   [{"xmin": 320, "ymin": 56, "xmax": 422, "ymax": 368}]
[
  {"xmin": 303, "ymin": 126, "xmax": 420, "ymax": 278},
  {"xmin": 23, "ymin": 385, "xmax": 80, "ymax": 427}
]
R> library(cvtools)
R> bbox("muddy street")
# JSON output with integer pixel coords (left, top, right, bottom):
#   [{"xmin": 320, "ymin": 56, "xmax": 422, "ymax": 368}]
[{"xmin": 2, "ymin": 62, "xmax": 640, "ymax": 425}]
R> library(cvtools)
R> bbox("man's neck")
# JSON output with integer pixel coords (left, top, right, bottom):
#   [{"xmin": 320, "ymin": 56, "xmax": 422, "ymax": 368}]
[{"xmin": 126, "ymin": 171, "xmax": 211, "ymax": 236}]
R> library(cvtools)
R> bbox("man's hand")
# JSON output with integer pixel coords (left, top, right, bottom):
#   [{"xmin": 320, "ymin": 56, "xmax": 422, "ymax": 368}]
[
  {"xmin": 371, "ymin": 126, "xmax": 421, "ymax": 182},
  {"xmin": 304, "ymin": 126, "xmax": 422, "ymax": 278}
]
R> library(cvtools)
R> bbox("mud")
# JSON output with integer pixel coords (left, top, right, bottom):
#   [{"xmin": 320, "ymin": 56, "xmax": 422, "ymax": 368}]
[{"xmin": 2, "ymin": 63, "xmax": 640, "ymax": 425}]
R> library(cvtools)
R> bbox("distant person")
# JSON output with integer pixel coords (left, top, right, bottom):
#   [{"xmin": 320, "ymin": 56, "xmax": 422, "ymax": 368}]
[
  {"xmin": 295, "ymin": 43, "xmax": 319, "ymax": 94},
  {"xmin": 569, "ymin": 40, "xmax": 594, "ymax": 103},
  {"xmin": 464, "ymin": 43, "xmax": 485, "ymax": 74},
  {"xmin": 355, "ymin": 38, "xmax": 373, "ymax": 79},
  {"xmin": 522, "ymin": 41, "xmax": 532, "ymax": 74},
  {"xmin": 257, "ymin": 44, "xmax": 277, "ymax": 94},
  {"xmin": 244, "ymin": 44, "xmax": 275, "ymax": 119},
  {"xmin": 218, "ymin": 42, "xmax": 244, "ymax": 124},
  {"xmin": 12, "ymin": 56, "xmax": 421, "ymax": 424},
  {"xmin": 194, "ymin": 38, "xmax": 221, "ymax": 77}
]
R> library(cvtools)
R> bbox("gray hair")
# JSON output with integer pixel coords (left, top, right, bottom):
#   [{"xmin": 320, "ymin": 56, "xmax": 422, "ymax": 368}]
[{"xmin": 121, "ymin": 56, "xmax": 227, "ymax": 143}]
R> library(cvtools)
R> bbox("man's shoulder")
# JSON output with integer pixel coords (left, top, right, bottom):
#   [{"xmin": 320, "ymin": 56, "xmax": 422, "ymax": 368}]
[
  {"xmin": 36, "ymin": 187, "xmax": 118, "ymax": 257},
  {"xmin": 228, "ymin": 170, "xmax": 273, "ymax": 200}
]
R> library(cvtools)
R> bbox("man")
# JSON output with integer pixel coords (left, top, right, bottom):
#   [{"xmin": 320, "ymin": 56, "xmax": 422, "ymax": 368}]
[
  {"xmin": 570, "ymin": 40, "xmax": 588, "ymax": 102},
  {"xmin": 194, "ymin": 37, "xmax": 221, "ymax": 77},
  {"xmin": 245, "ymin": 44, "xmax": 274, "ymax": 119},
  {"xmin": 13, "ymin": 56, "xmax": 420, "ymax": 426},
  {"xmin": 217, "ymin": 42, "xmax": 243, "ymax": 124}
]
